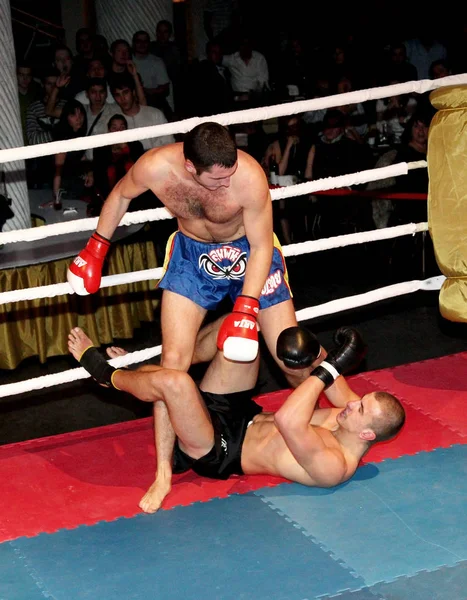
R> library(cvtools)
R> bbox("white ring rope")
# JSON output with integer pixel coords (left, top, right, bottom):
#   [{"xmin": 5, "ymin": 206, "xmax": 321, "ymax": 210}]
[
  {"xmin": 0, "ymin": 74, "xmax": 465, "ymax": 164},
  {"xmin": 0, "ymin": 222, "xmax": 428, "ymax": 305},
  {"xmin": 0, "ymin": 274, "xmax": 445, "ymax": 399},
  {"xmin": 0, "ymin": 77, "xmax": 448, "ymax": 398},
  {"xmin": 0, "ymin": 161, "xmax": 426, "ymax": 246}
]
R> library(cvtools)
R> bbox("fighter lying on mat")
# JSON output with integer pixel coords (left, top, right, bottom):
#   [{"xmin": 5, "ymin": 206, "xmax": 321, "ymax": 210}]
[{"xmin": 68, "ymin": 319, "xmax": 405, "ymax": 513}]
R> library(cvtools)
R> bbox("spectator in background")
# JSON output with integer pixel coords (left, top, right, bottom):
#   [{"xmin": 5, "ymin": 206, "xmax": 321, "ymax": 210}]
[
  {"xmin": 92, "ymin": 114, "xmax": 146, "ymax": 213},
  {"xmin": 109, "ymin": 73, "xmax": 175, "ymax": 151},
  {"xmin": 108, "ymin": 39, "xmax": 147, "ymax": 108},
  {"xmin": 132, "ymin": 30, "xmax": 173, "ymax": 119},
  {"xmin": 17, "ymin": 62, "xmax": 41, "ymax": 143},
  {"xmin": 223, "ymin": 34, "xmax": 270, "ymax": 101},
  {"xmin": 326, "ymin": 43, "xmax": 355, "ymax": 86},
  {"xmin": 429, "ymin": 59, "xmax": 452, "ymax": 79},
  {"xmin": 334, "ymin": 74, "xmax": 369, "ymax": 142},
  {"xmin": 305, "ymin": 109, "xmax": 374, "ymax": 181},
  {"xmin": 73, "ymin": 28, "xmax": 95, "ymax": 81},
  {"xmin": 404, "ymin": 21, "xmax": 448, "ymax": 80},
  {"xmin": 94, "ymin": 34, "xmax": 110, "ymax": 60},
  {"xmin": 52, "ymin": 100, "xmax": 92, "ymax": 200},
  {"xmin": 262, "ymin": 115, "xmax": 309, "ymax": 181},
  {"xmin": 302, "ymin": 73, "xmax": 334, "ymax": 137},
  {"xmin": 374, "ymin": 80, "xmax": 417, "ymax": 145},
  {"xmin": 75, "ymin": 58, "xmax": 116, "ymax": 105},
  {"xmin": 382, "ymin": 109, "xmax": 434, "ymax": 278},
  {"xmin": 261, "ymin": 115, "xmax": 310, "ymax": 245},
  {"xmin": 80, "ymin": 78, "xmax": 117, "ymax": 144},
  {"xmin": 392, "ymin": 111, "xmax": 432, "ymax": 197},
  {"xmin": 275, "ymin": 34, "xmax": 313, "ymax": 99},
  {"xmin": 52, "ymin": 45, "xmax": 82, "ymax": 99},
  {"xmin": 26, "ymin": 68, "xmax": 65, "ymax": 188},
  {"xmin": 26, "ymin": 68, "xmax": 64, "ymax": 146},
  {"xmin": 304, "ymin": 109, "xmax": 375, "ymax": 237},
  {"xmin": 150, "ymin": 20, "xmax": 182, "ymax": 95},
  {"xmin": 381, "ymin": 43, "xmax": 418, "ymax": 85},
  {"xmin": 109, "ymin": 39, "xmax": 132, "ymax": 75},
  {"xmin": 183, "ymin": 40, "xmax": 233, "ymax": 117}
]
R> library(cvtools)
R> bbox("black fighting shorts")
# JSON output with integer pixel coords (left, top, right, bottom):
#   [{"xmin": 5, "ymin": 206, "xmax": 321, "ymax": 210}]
[{"xmin": 173, "ymin": 389, "xmax": 263, "ymax": 480}]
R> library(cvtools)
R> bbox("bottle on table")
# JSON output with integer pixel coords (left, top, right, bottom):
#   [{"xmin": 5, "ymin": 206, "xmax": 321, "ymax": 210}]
[{"xmin": 269, "ymin": 156, "xmax": 279, "ymax": 185}]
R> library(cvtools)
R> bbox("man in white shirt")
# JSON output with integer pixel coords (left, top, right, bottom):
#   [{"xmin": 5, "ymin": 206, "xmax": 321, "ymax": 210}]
[
  {"xmin": 83, "ymin": 78, "xmax": 118, "ymax": 137},
  {"xmin": 109, "ymin": 73, "xmax": 175, "ymax": 150},
  {"xmin": 81, "ymin": 78, "xmax": 119, "ymax": 160},
  {"xmin": 132, "ymin": 30, "xmax": 173, "ymax": 116},
  {"xmin": 223, "ymin": 35, "xmax": 269, "ymax": 95}
]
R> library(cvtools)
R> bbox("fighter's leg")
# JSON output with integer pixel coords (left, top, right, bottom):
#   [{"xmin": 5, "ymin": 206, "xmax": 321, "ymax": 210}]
[
  {"xmin": 113, "ymin": 364, "xmax": 215, "ymax": 513},
  {"xmin": 146, "ymin": 290, "xmax": 208, "ymax": 513},
  {"xmin": 192, "ymin": 314, "xmax": 226, "ymax": 364},
  {"xmin": 258, "ymin": 299, "xmax": 314, "ymax": 388}
]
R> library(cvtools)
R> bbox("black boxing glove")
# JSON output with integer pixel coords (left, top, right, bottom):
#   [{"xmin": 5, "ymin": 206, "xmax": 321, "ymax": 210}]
[
  {"xmin": 277, "ymin": 326, "xmax": 321, "ymax": 369},
  {"xmin": 311, "ymin": 327, "xmax": 367, "ymax": 388}
]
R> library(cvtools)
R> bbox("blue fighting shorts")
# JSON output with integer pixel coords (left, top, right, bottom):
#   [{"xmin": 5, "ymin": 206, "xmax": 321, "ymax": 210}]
[{"xmin": 158, "ymin": 231, "xmax": 292, "ymax": 311}]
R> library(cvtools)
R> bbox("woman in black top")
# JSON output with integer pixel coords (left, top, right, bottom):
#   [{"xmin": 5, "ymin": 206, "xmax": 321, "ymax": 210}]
[{"xmin": 52, "ymin": 100, "xmax": 90, "ymax": 200}]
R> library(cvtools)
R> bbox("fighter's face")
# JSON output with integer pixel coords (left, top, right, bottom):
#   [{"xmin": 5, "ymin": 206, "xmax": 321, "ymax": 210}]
[
  {"xmin": 336, "ymin": 392, "xmax": 381, "ymax": 436},
  {"xmin": 192, "ymin": 163, "xmax": 238, "ymax": 191}
]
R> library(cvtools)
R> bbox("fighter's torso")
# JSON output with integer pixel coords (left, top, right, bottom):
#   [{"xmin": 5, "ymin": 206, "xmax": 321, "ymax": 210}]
[
  {"xmin": 241, "ymin": 409, "xmax": 357, "ymax": 486},
  {"xmin": 147, "ymin": 146, "xmax": 247, "ymax": 243}
]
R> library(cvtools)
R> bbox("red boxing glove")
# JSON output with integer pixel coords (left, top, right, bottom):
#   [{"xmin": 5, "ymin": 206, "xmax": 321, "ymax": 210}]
[
  {"xmin": 217, "ymin": 295, "xmax": 260, "ymax": 362},
  {"xmin": 67, "ymin": 232, "xmax": 111, "ymax": 295}
]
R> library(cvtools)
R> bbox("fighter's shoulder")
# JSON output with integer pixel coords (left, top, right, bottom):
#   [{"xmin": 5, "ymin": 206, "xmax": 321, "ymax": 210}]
[
  {"xmin": 236, "ymin": 150, "xmax": 269, "ymax": 193},
  {"xmin": 134, "ymin": 142, "xmax": 181, "ymax": 175}
]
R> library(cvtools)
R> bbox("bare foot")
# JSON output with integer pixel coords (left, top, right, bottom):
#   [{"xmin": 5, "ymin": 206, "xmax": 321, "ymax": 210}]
[
  {"xmin": 139, "ymin": 478, "xmax": 172, "ymax": 514},
  {"xmin": 106, "ymin": 346, "xmax": 128, "ymax": 359},
  {"xmin": 68, "ymin": 327, "xmax": 94, "ymax": 362}
]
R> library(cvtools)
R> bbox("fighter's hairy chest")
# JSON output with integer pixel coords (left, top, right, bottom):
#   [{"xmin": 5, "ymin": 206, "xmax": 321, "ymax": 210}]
[{"xmin": 161, "ymin": 182, "xmax": 241, "ymax": 223}]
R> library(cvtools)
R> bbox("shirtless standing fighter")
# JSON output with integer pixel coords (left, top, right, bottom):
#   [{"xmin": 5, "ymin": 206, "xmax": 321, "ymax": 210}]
[
  {"xmin": 68, "ymin": 321, "xmax": 405, "ymax": 513},
  {"xmin": 67, "ymin": 122, "xmax": 312, "ymax": 512}
]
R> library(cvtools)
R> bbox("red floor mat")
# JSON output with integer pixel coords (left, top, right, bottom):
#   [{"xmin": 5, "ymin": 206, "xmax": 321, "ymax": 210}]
[{"xmin": 1, "ymin": 354, "xmax": 466, "ymax": 542}]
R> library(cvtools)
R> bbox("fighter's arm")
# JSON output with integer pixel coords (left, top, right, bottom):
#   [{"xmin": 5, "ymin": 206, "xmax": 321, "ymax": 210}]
[
  {"xmin": 240, "ymin": 159, "xmax": 274, "ymax": 299},
  {"xmin": 216, "ymin": 161, "xmax": 273, "ymax": 361},
  {"xmin": 315, "ymin": 347, "xmax": 361, "ymax": 408},
  {"xmin": 274, "ymin": 376, "xmax": 347, "ymax": 486},
  {"xmin": 96, "ymin": 150, "xmax": 160, "ymax": 239}
]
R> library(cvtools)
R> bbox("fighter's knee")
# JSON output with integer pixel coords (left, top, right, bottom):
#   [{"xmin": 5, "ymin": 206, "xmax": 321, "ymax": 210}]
[
  {"xmin": 161, "ymin": 349, "xmax": 193, "ymax": 372},
  {"xmin": 153, "ymin": 369, "xmax": 192, "ymax": 397}
]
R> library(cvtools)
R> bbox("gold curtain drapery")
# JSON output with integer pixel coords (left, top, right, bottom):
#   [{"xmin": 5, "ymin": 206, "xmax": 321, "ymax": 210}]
[{"xmin": 0, "ymin": 238, "xmax": 159, "ymax": 370}]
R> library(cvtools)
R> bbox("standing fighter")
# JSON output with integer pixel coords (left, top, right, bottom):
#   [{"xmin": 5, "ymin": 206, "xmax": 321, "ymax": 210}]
[{"xmin": 67, "ymin": 122, "xmax": 319, "ymax": 511}]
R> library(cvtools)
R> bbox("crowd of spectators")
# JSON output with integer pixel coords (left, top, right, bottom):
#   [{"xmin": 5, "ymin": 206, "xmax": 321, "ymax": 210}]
[{"xmin": 15, "ymin": 9, "xmax": 467, "ymax": 242}]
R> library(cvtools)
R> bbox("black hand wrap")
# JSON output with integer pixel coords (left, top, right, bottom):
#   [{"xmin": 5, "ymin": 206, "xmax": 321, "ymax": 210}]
[
  {"xmin": 277, "ymin": 326, "xmax": 321, "ymax": 369},
  {"xmin": 79, "ymin": 346, "xmax": 118, "ymax": 388},
  {"xmin": 311, "ymin": 327, "xmax": 367, "ymax": 388}
]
